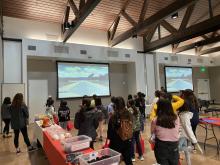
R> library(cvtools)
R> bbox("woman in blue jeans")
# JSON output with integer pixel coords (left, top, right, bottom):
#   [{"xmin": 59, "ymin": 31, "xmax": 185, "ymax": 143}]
[{"xmin": 128, "ymin": 99, "xmax": 144, "ymax": 162}]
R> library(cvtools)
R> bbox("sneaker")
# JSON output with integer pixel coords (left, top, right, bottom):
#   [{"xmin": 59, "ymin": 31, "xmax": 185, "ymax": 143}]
[
  {"xmin": 28, "ymin": 146, "xmax": 37, "ymax": 152},
  {"xmin": 3, "ymin": 134, "xmax": 6, "ymax": 138},
  {"xmin": 132, "ymin": 158, "xmax": 136, "ymax": 162},
  {"xmin": 6, "ymin": 134, "xmax": 12, "ymax": 138},
  {"xmin": 16, "ymin": 148, "xmax": 21, "ymax": 154},
  {"xmin": 139, "ymin": 156, "xmax": 144, "ymax": 161}
]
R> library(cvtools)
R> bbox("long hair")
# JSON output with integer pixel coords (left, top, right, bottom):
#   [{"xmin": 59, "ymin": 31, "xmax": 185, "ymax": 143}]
[
  {"xmin": 79, "ymin": 98, "xmax": 91, "ymax": 122},
  {"xmin": 3, "ymin": 97, "xmax": 11, "ymax": 105},
  {"xmin": 95, "ymin": 97, "xmax": 102, "ymax": 107},
  {"xmin": 156, "ymin": 99, "xmax": 177, "ymax": 129},
  {"xmin": 46, "ymin": 98, "xmax": 54, "ymax": 107},
  {"xmin": 128, "ymin": 99, "xmax": 138, "ymax": 116},
  {"xmin": 12, "ymin": 93, "xmax": 24, "ymax": 109},
  {"xmin": 60, "ymin": 99, "xmax": 67, "ymax": 107},
  {"xmin": 183, "ymin": 89, "xmax": 199, "ymax": 110},
  {"xmin": 114, "ymin": 97, "xmax": 126, "ymax": 114}
]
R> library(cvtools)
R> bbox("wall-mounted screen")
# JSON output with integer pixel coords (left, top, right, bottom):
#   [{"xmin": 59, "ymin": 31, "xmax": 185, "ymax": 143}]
[
  {"xmin": 165, "ymin": 66, "xmax": 193, "ymax": 92},
  {"xmin": 57, "ymin": 61, "xmax": 110, "ymax": 99}
]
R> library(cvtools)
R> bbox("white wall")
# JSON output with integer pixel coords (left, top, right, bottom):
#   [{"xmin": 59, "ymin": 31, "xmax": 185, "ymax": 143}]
[{"xmin": 3, "ymin": 16, "xmax": 143, "ymax": 51}]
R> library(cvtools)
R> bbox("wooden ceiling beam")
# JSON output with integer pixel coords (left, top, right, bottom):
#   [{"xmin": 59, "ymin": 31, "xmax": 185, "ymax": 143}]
[
  {"xmin": 79, "ymin": 0, "xmax": 86, "ymax": 11},
  {"xmin": 68, "ymin": 0, "xmax": 79, "ymax": 18},
  {"xmin": 121, "ymin": 11, "xmax": 137, "ymax": 26},
  {"xmin": 160, "ymin": 20, "xmax": 177, "ymax": 33},
  {"xmin": 64, "ymin": 6, "xmax": 70, "ymax": 23},
  {"xmin": 138, "ymin": 0, "xmax": 150, "ymax": 23},
  {"xmin": 179, "ymin": 4, "xmax": 195, "ymax": 30},
  {"xmin": 145, "ymin": 25, "xmax": 158, "ymax": 43},
  {"xmin": 198, "ymin": 46, "xmax": 220, "ymax": 56},
  {"xmin": 144, "ymin": 14, "xmax": 220, "ymax": 52},
  {"xmin": 109, "ymin": 0, "xmax": 198, "ymax": 47},
  {"xmin": 173, "ymin": 35, "xmax": 220, "ymax": 54},
  {"xmin": 109, "ymin": 16, "xmax": 120, "ymax": 41},
  {"xmin": 63, "ymin": 0, "xmax": 101, "ymax": 42}
]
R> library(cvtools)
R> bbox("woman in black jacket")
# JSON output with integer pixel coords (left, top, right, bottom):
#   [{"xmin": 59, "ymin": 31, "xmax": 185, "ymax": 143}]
[
  {"xmin": 107, "ymin": 97, "xmax": 133, "ymax": 165},
  {"xmin": 10, "ymin": 93, "xmax": 35, "ymax": 154},
  {"xmin": 58, "ymin": 100, "xmax": 70, "ymax": 130},
  {"xmin": 74, "ymin": 98, "xmax": 99, "ymax": 149}
]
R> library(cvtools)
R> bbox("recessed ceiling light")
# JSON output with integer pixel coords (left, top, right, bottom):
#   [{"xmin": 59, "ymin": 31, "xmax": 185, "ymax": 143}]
[{"xmin": 171, "ymin": 13, "xmax": 178, "ymax": 19}]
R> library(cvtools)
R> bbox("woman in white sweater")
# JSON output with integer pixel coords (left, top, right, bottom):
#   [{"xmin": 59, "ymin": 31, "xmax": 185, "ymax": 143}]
[{"xmin": 178, "ymin": 102, "xmax": 203, "ymax": 165}]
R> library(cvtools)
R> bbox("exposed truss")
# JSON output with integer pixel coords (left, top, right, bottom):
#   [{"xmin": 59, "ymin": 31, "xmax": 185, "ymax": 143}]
[
  {"xmin": 62, "ymin": 0, "xmax": 101, "ymax": 42},
  {"xmin": 107, "ymin": 0, "xmax": 220, "ymax": 56}
]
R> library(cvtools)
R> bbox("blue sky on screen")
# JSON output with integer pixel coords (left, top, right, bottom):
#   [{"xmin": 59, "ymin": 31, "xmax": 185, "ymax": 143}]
[
  {"xmin": 58, "ymin": 63, "xmax": 108, "ymax": 78},
  {"xmin": 166, "ymin": 67, "xmax": 192, "ymax": 78}
]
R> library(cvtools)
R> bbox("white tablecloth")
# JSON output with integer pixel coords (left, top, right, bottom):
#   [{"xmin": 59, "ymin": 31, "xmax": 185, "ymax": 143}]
[{"xmin": 33, "ymin": 121, "xmax": 44, "ymax": 146}]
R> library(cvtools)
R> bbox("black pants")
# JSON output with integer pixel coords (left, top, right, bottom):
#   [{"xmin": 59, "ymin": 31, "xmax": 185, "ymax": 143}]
[
  {"xmin": 154, "ymin": 139, "xmax": 179, "ymax": 165},
  {"xmin": 14, "ymin": 126, "xmax": 31, "ymax": 148},
  {"xmin": 131, "ymin": 131, "xmax": 142, "ymax": 158},
  {"xmin": 3, "ymin": 119, "xmax": 10, "ymax": 135},
  {"xmin": 90, "ymin": 141, "xmax": 94, "ymax": 150},
  {"xmin": 110, "ymin": 139, "xmax": 133, "ymax": 165},
  {"xmin": 191, "ymin": 123, "xmax": 198, "ymax": 137}
]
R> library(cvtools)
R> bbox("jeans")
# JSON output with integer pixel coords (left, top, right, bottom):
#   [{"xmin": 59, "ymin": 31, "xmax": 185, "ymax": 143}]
[
  {"xmin": 140, "ymin": 114, "xmax": 145, "ymax": 132},
  {"xmin": 3, "ymin": 119, "xmax": 10, "ymax": 135},
  {"xmin": 59, "ymin": 121, "xmax": 67, "ymax": 130},
  {"xmin": 131, "ymin": 131, "xmax": 143, "ymax": 158},
  {"xmin": 179, "ymin": 137, "xmax": 191, "ymax": 165},
  {"xmin": 154, "ymin": 139, "xmax": 179, "ymax": 165},
  {"xmin": 14, "ymin": 126, "xmax": 31, "ymax": 148}
]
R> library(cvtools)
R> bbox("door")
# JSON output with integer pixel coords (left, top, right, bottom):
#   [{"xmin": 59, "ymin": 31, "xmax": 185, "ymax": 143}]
[
  {"xmin": 197, "ymin": 79, "xmax": 210, "ymax": 100},
  {"xmin": 28, "ymin": 80, "xmax": 48, "ymax": 123}
]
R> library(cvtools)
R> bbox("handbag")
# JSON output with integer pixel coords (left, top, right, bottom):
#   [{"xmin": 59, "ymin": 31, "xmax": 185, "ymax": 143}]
[
  {"xmin": 136, "ymin": 135, "xmax": 145, "ymax": 154},
  {"xmin": 67, "ymin": 121, "xmax": 74, "ymax": 131},
  {"xmin": 102, "ymin": 139, "xmax": 110, "ymax": 149}
]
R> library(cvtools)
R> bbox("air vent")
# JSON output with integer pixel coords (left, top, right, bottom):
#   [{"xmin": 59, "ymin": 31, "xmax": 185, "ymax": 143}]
[
  {"xmin": 164, "ymin": 57, "xmax": 169, "ymax": 61},
  {"xmin": 197, "ymin": 58, "xmax": 204, "ymax": 63},
  {"xmin": 188, "ymin": 59, "xmax": 192, "ymax": 62},
  {"xmin": 125, "ymin": 54, "xmax": 131, "ymax": 58},
  {"xmin": 80, "ymin": 50, "xmax": 87, "ymax": 55},
  {"xmin": 107, "ymin": 50, "xmax": 119, "ymax": 57},
  {"xmin": 28, "ymin": 45, "xmax": 36, "ymax": 51},
  {"xmin": 54, "ymin": 46, "xmax": 69, "ymax": 54},
  {"xmin": 171, "ymin": 56, "xmax": 178, "ymax": 62}
]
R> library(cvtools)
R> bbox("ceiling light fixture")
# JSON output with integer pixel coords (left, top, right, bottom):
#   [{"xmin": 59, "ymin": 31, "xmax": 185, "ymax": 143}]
[
  {"xmin": 64, "ymin": 22, "xmax": 70, "ymax": 30},
  {"xmin": 171, "ymin": 13, "xmax": 178, "ymax": 19}
]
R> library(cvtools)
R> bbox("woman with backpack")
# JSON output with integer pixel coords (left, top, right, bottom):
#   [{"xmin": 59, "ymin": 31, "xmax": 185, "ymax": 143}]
[
  {"xmin": 58, "ymin": 100, "xmax": 70, "ymax": 130},
  {"xmin": 127, "ymin": 99, "xmax": 144, "ymax": 162},
  {"xmin": 150, "ymin": 99, "xmax": 180, "ymax": 165},
  {"xmin": 74, "ymin": 98, "xmax": 99, "ymax": 149},
  {"xmin": 107, "ymin": 97, "xmax": 133, "ymax": 165}
]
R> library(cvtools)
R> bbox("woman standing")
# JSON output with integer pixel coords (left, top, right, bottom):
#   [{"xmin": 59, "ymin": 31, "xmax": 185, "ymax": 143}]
[
  {"xmin": 1, "ymin": 97, "xmax": 12, "ymax": 138},
  {"xmin": 10, "ymin": 93, "xmax": 35, "ymax": 154},
  {"xmin": 127, "ymin": 99, "xmax": 144, "ymax": 162},
  {"xmin": 150, "ymin": 99, "xmax": 180, "ymax": 165},
  {"xmin": 74, "ymin": 98, "xmax": 99, "ymax": 149},
  {"xmin": 107, "ymin": 97, "xmax": 133, "ymax": 165},
  {"xmin": 58, "ymin": 100, "xmax": 70, "ymax": 130}
]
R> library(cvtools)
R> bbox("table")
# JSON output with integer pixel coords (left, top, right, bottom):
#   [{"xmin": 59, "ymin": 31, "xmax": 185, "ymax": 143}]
[
  {"xmin": 199, "ymin": 117, "xmax": 220, "ymax": 155},
  {"xmin": 34, "ymin": 120, "xmax": 44, "ymax": 146},
  {"xmin": 43, "ymin": 131, "xmax": 93, "ymax": 165},
  {"xmin": 204, "ymin": 108, "xmax": 220, "ymax": 117}
]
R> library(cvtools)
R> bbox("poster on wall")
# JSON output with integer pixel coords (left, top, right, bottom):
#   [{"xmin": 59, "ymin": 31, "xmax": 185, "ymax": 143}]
[
  {"xmin": 165, "ymin": 66, "xmax": 193, "ymax": 92},
  {"xmin": 57, "ymin": 61, "xmax": 110, "ymax": 99}
]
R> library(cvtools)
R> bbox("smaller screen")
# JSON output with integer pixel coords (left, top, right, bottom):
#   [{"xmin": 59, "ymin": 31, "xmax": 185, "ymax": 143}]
[{"xmin": 165, "ymin": 67, "xmax": 193, "ymax": 92}]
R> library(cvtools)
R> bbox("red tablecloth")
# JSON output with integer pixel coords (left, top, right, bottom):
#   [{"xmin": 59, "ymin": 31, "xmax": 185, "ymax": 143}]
[
  {"xmin": 43, "ymin": 131, "xmax": 93, "ymax": 165},
  {"xmin": 200, "ymin": 117, "xmax": 220, "ymax": 126}
]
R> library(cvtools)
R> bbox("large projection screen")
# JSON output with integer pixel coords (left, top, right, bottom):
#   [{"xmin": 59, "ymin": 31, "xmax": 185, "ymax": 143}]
[
  {"xmin": 165, "ymin": 66, "xmax": 193, "ymax": 92},
  {"xmin": 57, "ymin": 61, "xmax": 110, "ymax": 99}
]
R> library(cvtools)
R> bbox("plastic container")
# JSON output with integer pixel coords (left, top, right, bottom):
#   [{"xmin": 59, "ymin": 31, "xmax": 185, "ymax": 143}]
[
  {"xmin": 62, "ymin": 135, "xmax": 92, "ymax": 153},
  {"xmin": 78, "ymin": 148, "xmax": 121, "ymax": 165}
]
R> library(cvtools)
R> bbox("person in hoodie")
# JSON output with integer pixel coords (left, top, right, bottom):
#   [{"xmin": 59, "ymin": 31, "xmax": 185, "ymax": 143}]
[
  {"xmin": 58, "ymin": 100, "xmax": 70, "ymax": 130},
  {"xmin": 74, "ymin": 98, "xmax": 99, "ymax": 149},
  {"xmin": 178, "ymin": 101, "xmax": 202, "ymax": 165}
]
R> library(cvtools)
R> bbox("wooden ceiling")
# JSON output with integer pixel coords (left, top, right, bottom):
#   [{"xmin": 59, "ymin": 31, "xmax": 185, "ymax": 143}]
[{"xmin": 2, "ymin": 0, "xmax": 220, "ymax": 55}]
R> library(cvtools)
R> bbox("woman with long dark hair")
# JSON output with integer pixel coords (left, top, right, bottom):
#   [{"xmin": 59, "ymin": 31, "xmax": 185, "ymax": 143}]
[
  {"xmin": 1, "ymin": 97, "xmax": 12, "ymax": 138},
  {"xmin": 74, "ymin": 98, "xmax": 99, "ymax": 149},
  {"xmin": 10, "ymin": 93, "xmax": 35, "ymax": 154},
  {"xmin": 150, "ymin": 99, "xmax": 179, "ymax": 165},
  {"xmin": 127, "ymin": 99, "xmax": 144, "ymax": 162},
  {"xmin": 107, "ymin": 97, "xmax": 133, "ymax": 165}
]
